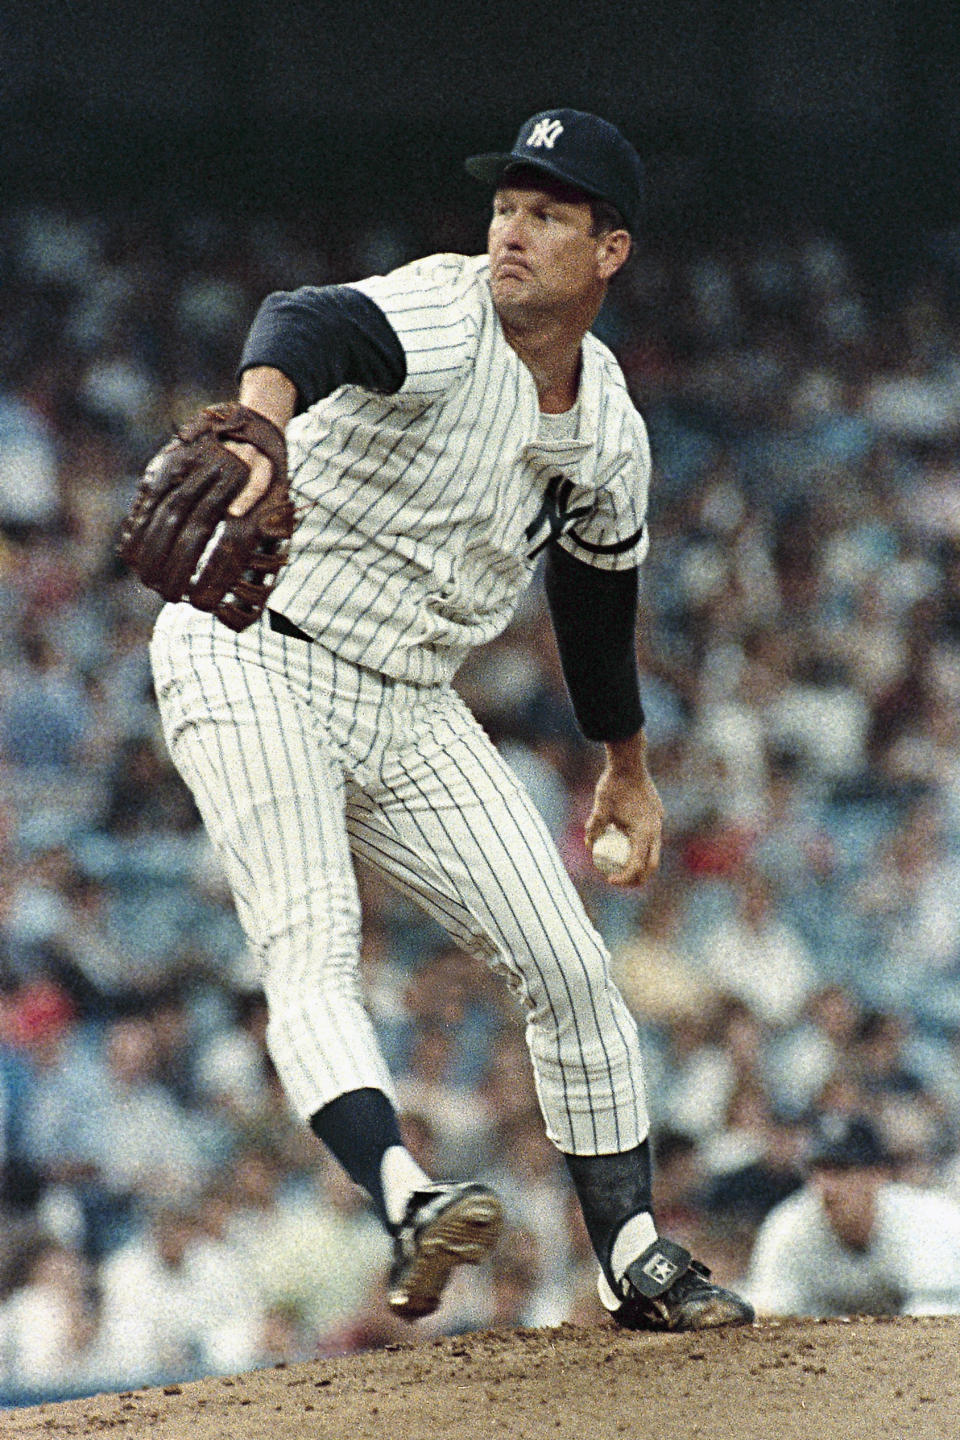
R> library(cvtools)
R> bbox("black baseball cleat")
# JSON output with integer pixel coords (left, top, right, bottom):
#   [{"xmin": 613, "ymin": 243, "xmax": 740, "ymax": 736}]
[
  {"xmin": 387, "ymin": 1182, "xmax": 503, "ymax": 1319},
  {"xmin": 598, "ymin": 1238, "xmax": 755, "ymax": 1332}
]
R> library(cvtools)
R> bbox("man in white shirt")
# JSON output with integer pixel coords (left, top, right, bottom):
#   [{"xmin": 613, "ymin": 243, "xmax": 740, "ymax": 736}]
[{"xmin": 745, "ymin": 1113, "xmax": 960, "ymax": 1316}]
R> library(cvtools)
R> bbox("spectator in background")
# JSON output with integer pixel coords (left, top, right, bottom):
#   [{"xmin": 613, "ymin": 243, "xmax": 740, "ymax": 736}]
[
  {"xmin": 696, "ymin": 865, "xmax": 818, "ymax": 1028},
  {"xmin": 0, "ymin": 634, "xmax": 92, "ymax": 773},
  {"xmin": 851, "ymin": 796, "xmax": 960, "ymax": 1018},
  {"xmin": 0, "ymin": 390, "xmax": 60, "ymax": 543},
  {"xmin": 744, "ymin": 1114, "xmax": 960, "ymax": 1317},
  {"xmin": 484, "ymin": 1106, "xmax": 575, "ymax": 1315},
  {"xmin": 648, "ymin": 1129, "xmax": 705, "ymax": 1235},
  {"xmin": 0, "ymin": 1239, "xmax": 102, "ymax": 1395},
  {"xmin": 0, "ymin": 985, "xmax": 39, "ymax": 1214},
  {"xmin": 67, "ymin": 1016, "xmax": 216, "ymax": 1239},
  {"xmin": 96, "ymin": 1201, "xmax": 262, "ymax": 1384},
  {"xmin": 766, "ymin": 983, "xmax": 863, "ymax": 1117},
  {"xmin": 608, "ymin": 882, "xmax": 717, "ymax": 1031},
  {"xmin": 393, "ymin": 1022, "xmax": 494, "ymax": 1179},
  {"xmin": 219, "ymin": 1142, "xmax": 392, "ymax": 1343},
  {"xmin": 482, "ymin": 1225, "xmax": 565, "ymax": 1329},
  {"xmin": 698, "ymin": 1107, "xmax": 807, "ymax": 1225},
  {"xmin": 655, "ymin": 998, "xmax": 753, "ymax": 1144},
  {"xmin": 7, "ymin": 978, "xmax": 100, "ymax": 1227}
]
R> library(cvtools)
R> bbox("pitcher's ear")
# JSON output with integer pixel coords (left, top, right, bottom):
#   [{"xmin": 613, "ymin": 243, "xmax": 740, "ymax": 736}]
[{"xmin": 598, "ymin": 229, "xmax": 632, "ymax": 281}]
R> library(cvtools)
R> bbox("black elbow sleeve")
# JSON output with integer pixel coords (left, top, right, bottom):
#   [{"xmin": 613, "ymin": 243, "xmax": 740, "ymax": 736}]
[{"xmin": 543, "ymin": 544, "xmax": 644, "ymax": 743}]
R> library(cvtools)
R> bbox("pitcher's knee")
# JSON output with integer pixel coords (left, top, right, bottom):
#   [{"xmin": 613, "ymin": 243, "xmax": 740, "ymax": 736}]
[{"xmin": 517, "ymin": 938, "xmax": 620, "ymax": 1031}]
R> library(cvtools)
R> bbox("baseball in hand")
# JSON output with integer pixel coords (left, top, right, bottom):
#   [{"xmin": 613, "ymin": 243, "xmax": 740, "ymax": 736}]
[{"xmin": 591, "ymin": 824, "xmax": 632, "ymax": 877}]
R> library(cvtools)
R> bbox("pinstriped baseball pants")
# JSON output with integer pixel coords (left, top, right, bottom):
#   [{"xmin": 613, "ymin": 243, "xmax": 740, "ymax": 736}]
[{"xmin": 150, "ymin": 604, "xmax": 649, "ymax": 1155}]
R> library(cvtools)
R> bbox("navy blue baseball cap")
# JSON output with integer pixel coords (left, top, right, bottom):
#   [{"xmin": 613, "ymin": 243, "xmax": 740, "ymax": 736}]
[{"xmin": 465, "ymin": 108, "xmax": 644, "ymax": 234}]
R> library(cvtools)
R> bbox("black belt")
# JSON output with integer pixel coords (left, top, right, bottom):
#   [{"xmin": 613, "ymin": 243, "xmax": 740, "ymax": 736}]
[{"xmin": 268, "ymin": 610, "xmax": 313, "ymax": 643}]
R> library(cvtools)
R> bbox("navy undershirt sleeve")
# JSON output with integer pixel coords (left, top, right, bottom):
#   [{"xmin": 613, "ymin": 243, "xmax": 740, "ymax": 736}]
[
  {"xmin": 543, "ymin": 543, "xmax": 645, "ymax": 743},
  {"xmin": 238, "ymin": 285, "xmax": 407, "ymax": 413}
]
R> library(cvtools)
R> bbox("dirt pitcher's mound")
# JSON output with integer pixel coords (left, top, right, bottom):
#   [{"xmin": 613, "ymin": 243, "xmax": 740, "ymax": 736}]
[{"xmin": 3, "ymin": 1316, "xmax": 958, "ymax": 1440}]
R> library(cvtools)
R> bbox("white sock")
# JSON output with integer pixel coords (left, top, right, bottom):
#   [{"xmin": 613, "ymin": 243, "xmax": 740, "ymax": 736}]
[
  {"xmin": 609, "ymin": 1210, "xmax": 659, "ymax": 1285},
  {"xmin": 380, "ymin": 1145, "xmax": 433, "ymax": 1228}
]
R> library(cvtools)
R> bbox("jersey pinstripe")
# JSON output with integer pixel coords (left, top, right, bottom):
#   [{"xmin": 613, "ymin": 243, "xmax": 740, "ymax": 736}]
[
  {"xmin": 149, "ymin": 246, "xmax": 655, "ymax": 1178},
  {"xmin": 266, "ymin": 253, "xmax": 651, "ymax": 686},
  {"xmin": 151, "ymin": 604, "xmax": 650, "ymax": 1155}
]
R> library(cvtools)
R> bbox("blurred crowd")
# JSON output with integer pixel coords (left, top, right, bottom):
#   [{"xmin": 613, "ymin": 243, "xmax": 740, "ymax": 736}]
[{"xmin": 2, "ymin": 197, "xmax": 960, "ymax": 1403}]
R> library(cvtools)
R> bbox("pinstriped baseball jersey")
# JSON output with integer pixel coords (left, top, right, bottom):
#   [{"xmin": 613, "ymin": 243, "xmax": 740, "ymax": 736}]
[
  {"xmin": 150, "ymin": 213, "xmax": 657, "ymax": 1216},
  {"xmin": 266, "ymin": 252, "xmax": 651, "ymax": 686}
]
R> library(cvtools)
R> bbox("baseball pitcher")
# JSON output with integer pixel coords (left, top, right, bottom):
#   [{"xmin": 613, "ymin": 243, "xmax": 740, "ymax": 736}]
[{"xmin": 122, "ymin": 109, "xmax": 754, "ymax": 1332}]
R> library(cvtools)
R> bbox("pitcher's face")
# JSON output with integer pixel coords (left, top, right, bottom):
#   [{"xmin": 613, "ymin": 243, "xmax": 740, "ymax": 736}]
[{"xmin": 488, "ymin": 180, "xmax": 628, "ymax": 325}]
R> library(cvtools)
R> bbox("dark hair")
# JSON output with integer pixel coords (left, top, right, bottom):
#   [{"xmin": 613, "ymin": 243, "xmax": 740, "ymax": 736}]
[{"xmin": 589, "ymin": 198, "xmax": 628, "ymax": 237}]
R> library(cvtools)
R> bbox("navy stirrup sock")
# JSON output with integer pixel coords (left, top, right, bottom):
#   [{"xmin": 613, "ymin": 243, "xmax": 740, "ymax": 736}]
[
  {"xmin": 310, "ymin": 1087, "xmax": 404, "ymax": 1228},
  {"xmin": 563, "ymin": 1140, "xmax": 655, "ymax": 1278}
]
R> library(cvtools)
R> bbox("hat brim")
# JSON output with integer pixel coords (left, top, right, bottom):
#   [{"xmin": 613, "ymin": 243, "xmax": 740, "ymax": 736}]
[
  {"xmin": 464, "ymin": 152, "xmax": 610, "ymax": 210},
  {"xmin": 464, "ymin": 152, "xmax": 515, "ymax": 186}
]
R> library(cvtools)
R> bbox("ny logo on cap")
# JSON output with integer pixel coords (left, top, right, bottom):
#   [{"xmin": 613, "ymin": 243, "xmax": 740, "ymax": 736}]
[{"xmin": 526, "ymin": 117, "xmax": 564, "ymax": 150}]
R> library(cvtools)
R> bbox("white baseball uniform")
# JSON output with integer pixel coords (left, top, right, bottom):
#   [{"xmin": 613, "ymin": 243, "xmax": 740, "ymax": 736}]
[
  {"xmin": 150, "ymin": 250, "xmax": 652, "ymax": 1156},
  {"xmin": 744, "ymin": 1181, "xmax": 960, "ymax": 1316}
]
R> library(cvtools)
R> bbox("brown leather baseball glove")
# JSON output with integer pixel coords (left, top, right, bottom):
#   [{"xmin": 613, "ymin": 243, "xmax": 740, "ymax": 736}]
[{"xmin": 117, "ymin": 402, "xmax": 295, "ymax": 632}]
